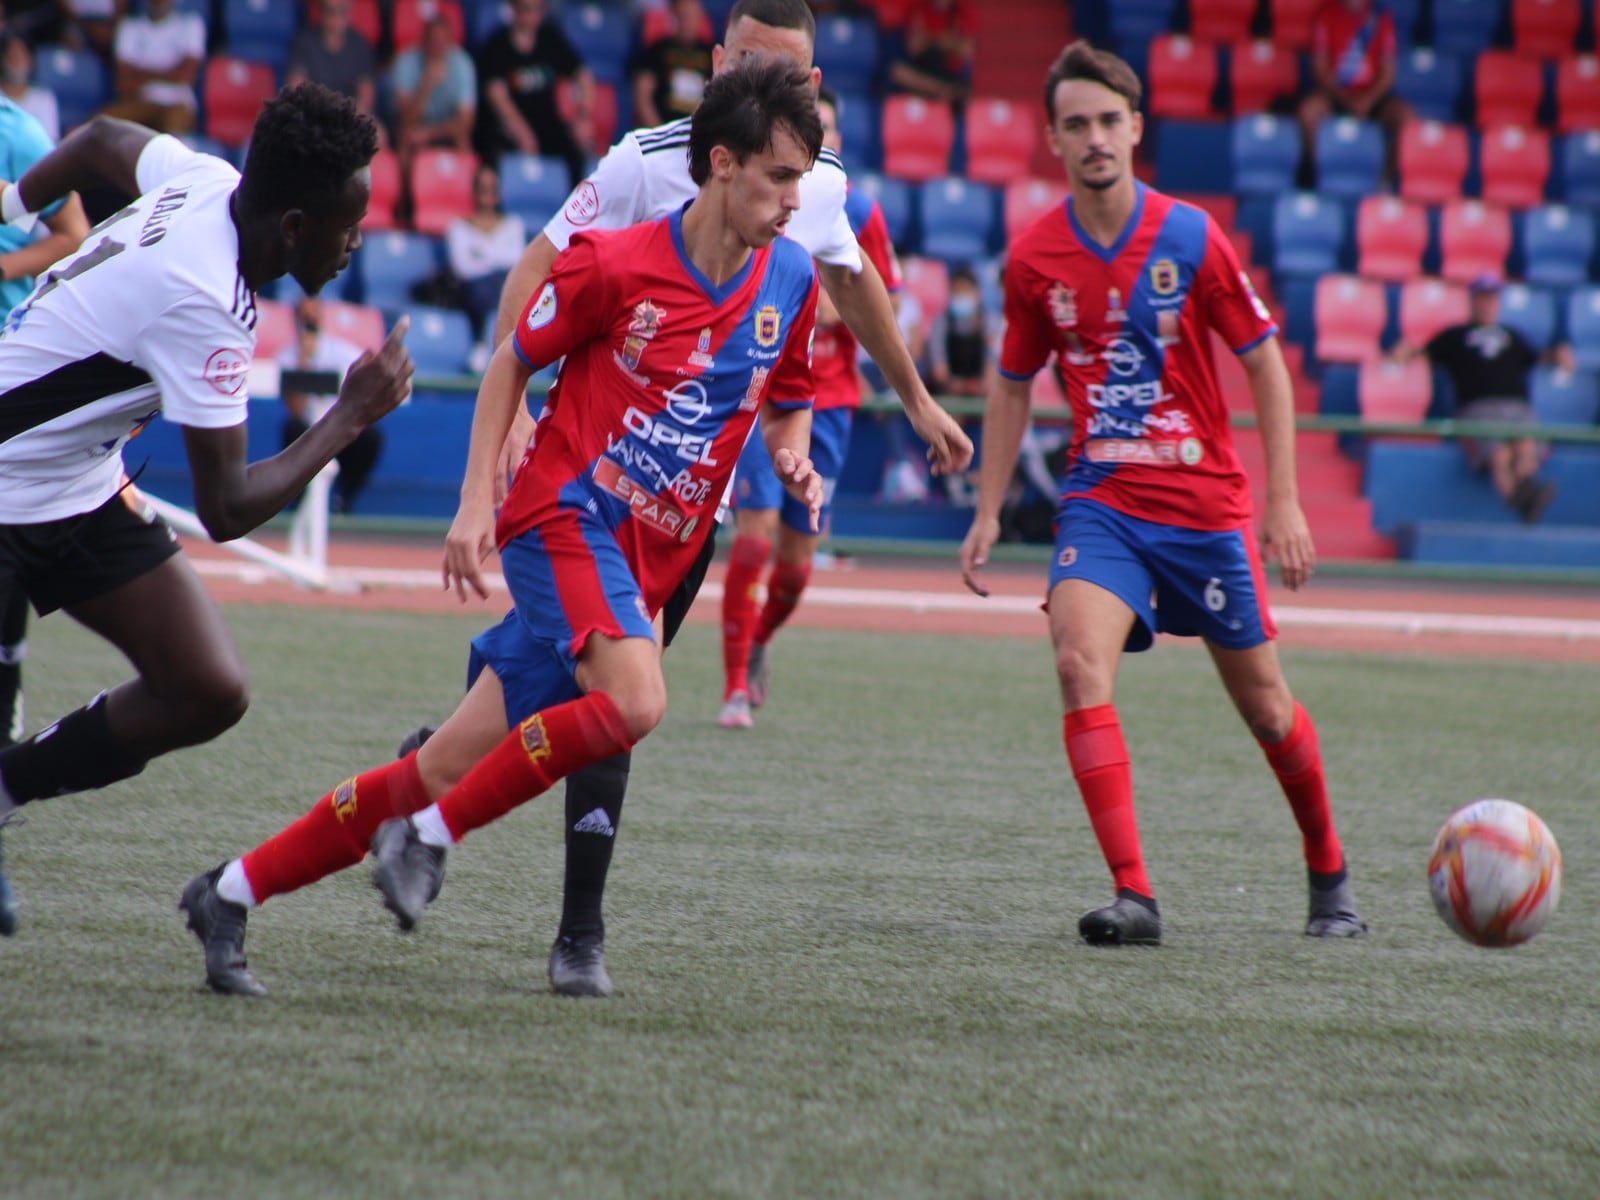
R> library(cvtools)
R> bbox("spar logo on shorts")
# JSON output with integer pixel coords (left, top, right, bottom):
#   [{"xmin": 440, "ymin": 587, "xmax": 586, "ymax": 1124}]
[
  {"xmin": 519, "ymin": 713, "xmax": 552, "ymax": 764},
  {"xmin": 331, "ymin": 777, "xmax": 358, "ymax": 822},
  {"xmin": 204, "ymin": 348, "xmax": 250, "ymax": 396},
  {"xmin": 565, "ymin": 181, "xmax": 600, "ymax": 226}
]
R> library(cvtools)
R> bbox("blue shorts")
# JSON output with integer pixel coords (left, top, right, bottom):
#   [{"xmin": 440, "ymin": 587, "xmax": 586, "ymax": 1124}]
[
  {"xmin": 733, "ymin": 407, "xmax": 851, "ymax": 534},
  {"xmin": 467, "ymin": 509, "xmax": 656, "ymax": 727},
  {"xmin": 1048, "ymin": 499, "xmax": 1276, "ymax": 653}
]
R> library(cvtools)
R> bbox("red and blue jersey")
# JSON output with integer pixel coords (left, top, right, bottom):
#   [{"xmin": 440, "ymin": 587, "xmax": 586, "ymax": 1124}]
[
  {"xmin": 812, "ymin": 188, "xmax": 901, "ymax": 412},
  {"xmin": 501, "ymin": 206, "xmax": 818, "ymax": 613},
  {"xmin": 999, "ymin": 183, "xmax": 1276, "ymax": 531}
]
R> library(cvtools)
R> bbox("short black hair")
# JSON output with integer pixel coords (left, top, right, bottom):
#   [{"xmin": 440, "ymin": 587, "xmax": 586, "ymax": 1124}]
[
  {"xmin": 238, "ymin": 82, "xmax": 379, "ymax": 217},
  {"xmin": 688, "ymin": 57, "xmax": 823, "ymax": 185},
  {"xmin": 1043, "ymin": 40, "xmax": 1143, "ymax": 121},
  {"xmin": 726, "ymin": 0, "xmax": 815, "ymax": 42},
  {"xmin": 816, "ymin": 82, "xmax": 839, "ymax": 115}
]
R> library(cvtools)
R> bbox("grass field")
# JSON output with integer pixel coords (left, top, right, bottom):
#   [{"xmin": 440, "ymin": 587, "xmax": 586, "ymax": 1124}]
[{"xmin": 2, "ymin": 604, "xmax": 1597, "ymax": 1198}]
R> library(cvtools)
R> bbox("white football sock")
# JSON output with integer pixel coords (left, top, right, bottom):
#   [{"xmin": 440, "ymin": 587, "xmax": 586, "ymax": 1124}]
[
  {"xmin": 411, "ymin": 805, "xmax": 455, "ymax": 848},
  {"xmin": 216, "ymin": 858, "xmax": 257, "ymax": 908}
]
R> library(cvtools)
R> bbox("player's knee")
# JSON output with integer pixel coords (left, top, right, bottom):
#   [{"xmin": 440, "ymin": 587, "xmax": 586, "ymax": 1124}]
[
  {"xmin": 186, "ymin": 667, "xmax": 250, "ymax": 739},
  {"xmin": 1241, "ymin": 691, "xmax": 1295, "ymax": 744},
  {"xmin": 613, "ymin": 681, "xmax": 667, "ymax": 741}
]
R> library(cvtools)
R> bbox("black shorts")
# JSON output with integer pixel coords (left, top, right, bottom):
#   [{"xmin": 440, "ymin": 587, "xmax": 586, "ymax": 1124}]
[
  {"xmin": 661, "ymin": 521, "xmax": 719, "ymax": 649},
  {"xmin": 0, "ymin": 491, "xmax": 181, "ymax": 615}
]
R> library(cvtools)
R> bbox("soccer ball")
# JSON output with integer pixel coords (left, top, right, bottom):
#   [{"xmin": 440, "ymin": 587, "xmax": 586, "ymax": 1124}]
[{"xmin": 1427, "ymin": 799, "xmax": 1563, "ymax": 948}]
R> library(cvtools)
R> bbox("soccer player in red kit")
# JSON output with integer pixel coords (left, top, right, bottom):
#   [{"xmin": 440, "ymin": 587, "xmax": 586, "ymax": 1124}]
[
  {"xmin": 180, "ymin": 59, "xmax": 826, "ymax": 996},
  {"xmin": 959, "ymin": 41, "xmax": 1366, "ymax": 946}
]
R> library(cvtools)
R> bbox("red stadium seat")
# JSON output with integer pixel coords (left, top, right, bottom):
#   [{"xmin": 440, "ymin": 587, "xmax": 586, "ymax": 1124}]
[
  {"xmin": 640, "ymin": 5, "xmax": 714, "ymax": 46},
  {"xmin": 864, "ymin": 0, "xmax": 919, "ymax": 29},
  {"xmin": 1231, "ymin": 39, "xmax": 1299, "ymax": 115},
  {"xmin": 1437, "ymin": 199, "xmax": 1513, "ymax": 283},
  {"xmin": 364, "ymin": 148, "xmax": 402, "ymax": 232},
  {"xmin": 1474, "ymin": 50, "xmax": 1545, "ymax": 129},
  {"xmin": 1355, "ymin": 195, "xmax": 1428, "ymax": 280},
  {"xmin": 1314, "ymin": 274, "xmax": 1387, "ymax": 363},
  {"xmin": 1271, "ymin": 0, "xmax": 1320, "ymax": 48},
  {"xmin": 253, "ymin": 298, "xmax": 296, "ymax": 361},
  {"xmin": 1003, "ymin": 177, "xmax": 1068, "ymax": 240},
  {"xmin": 558, "ymin": 79, "xmax": 618, "ymax": 153},
  {"xmin": 1359, "ymin": 357, "xmax": 1432, "ymax": 423},
  {"xmin": 202, "ymin": 56, "xmax": 277, "ymax": 147},
  {"xmin": 881, "ymin": 95, "xmax": 955, "ymax": 182},
  {"xmin": 392, "ymin": 0, "xmax": 465, "ymax": 55},
  {"xmin": 321, "ymin": 301, "xmax": 387, "ymax": 351},
  {"xmin": 1554, "ymin": 55, "xmax": 1600, "ymax": 134},
  {"xmin": 1398, "ymin": 277, "xmax": 1470, "ymax": 347},
  {"xmin": 1478, "ymin": 123, "xmax": 1550, "ymax": 209},
  {"xmin": 1397, "ymin": 120, "xmax": 1469, "ymax": 202},
  {"xmin": 409, "ymin": 147, "xmax": 477, "ymax": 237},
  {"xmin": 963, "ymin": 97, "xmax": 1038, "ymax": 185},
  {"xmin": 1148, "ymin": 35, "xmax": 1218, "ymax": 120},
  {"xmin": 898, "ymin": 255, "xmax": 950, "ymax": 333},
  {"xmin": 1513, "ymin": 0, "xmax": 1582, "ymax": 61},
  {"xmin": 308, "ymin": 0, "xmax": 380, "ymax": 47},
  {"xmin": 1190, "ymin": 0, "xmax": 1256, "ymax": 43}
]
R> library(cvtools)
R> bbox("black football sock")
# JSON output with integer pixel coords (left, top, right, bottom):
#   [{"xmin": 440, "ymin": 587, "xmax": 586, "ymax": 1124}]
[
  {"xmin": 0, "ymin": 585, "xmax": 27, "ymax": 745},
  {"xmin": 559, "ymin": 750, "xmax": 629, "ymax": 937},
  {"xmin": 0, "ymin": 693, "xmax": 148, "ymax": 805}
]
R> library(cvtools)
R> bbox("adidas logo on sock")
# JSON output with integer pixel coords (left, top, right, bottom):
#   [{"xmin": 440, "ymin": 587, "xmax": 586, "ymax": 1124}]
[{"xmin": 573, "ymin": 808, "xmax": 615, "ymax": 837}]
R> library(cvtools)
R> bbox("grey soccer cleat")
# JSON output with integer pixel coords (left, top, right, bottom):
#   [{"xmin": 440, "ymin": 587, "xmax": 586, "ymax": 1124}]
[
  {"xmin": 396, "ymin": 725, "xmax": 436, "ymax": 759},
  {"xmin": 1078, "ymin": 890, "xmax": 1163, "ymax": 946},
  {"xmin": 746, "ymin": 642, "xmax": 770, "ymax": 708},
  {"xmin": 1306, "ymin": 869, "xmax": 1368, "ymax": 937},
  {"xmin": 179, "ymin": 866, "xmax": 267, "ymax": 997},
  {"xmin": 370, "ymin": 818, "xmax": 447, "ymax": 932},
  {"xmin": 717, "ymin": 690, "xmax": 753, "ymax": 729},
  {"xmin": 548, "ymin": 930, "xmax": 613, "ymax": 997}
]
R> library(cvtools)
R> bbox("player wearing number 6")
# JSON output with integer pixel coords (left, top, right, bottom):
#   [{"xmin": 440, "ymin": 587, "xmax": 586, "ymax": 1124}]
[
  {"xmin": 959, "ymin": 42, "xmax": 1366, "ymax": 945},
  {"xmin": 0, "ymin": 86, "xmax": 413, "ymax": 874}
]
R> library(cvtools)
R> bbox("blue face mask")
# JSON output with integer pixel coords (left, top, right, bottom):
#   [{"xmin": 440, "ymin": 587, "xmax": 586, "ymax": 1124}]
[{"xmin": 949, "ymin": 294, "xmax": 979, "ymax": 322}]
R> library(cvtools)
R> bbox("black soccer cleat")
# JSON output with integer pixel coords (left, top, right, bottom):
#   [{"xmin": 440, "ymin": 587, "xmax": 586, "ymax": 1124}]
[
  {"xmin": 1078, "ymin": 890, "xmax": 1163, "ymax": 946},
  {"xmin": 370, "ymin": 818, "xmax": 446, "ymax": 932},
  {"xmin": 396, "ymin": 725, "xmax": 436, "ymax": 759},
  {"xmin": 548, "ymin": 930, "xmax": 613, "ymax": 998},
  {"xmin": 179, "ymin": 866, "xmax": 267, "ymax": 997},
  {"xmin": 0, "ymin": 831, "xmax": 16, "ymax": 938},
  {"xmin": 1306, "ymin": 867, "xmax": 1368, "ymax": 938}
]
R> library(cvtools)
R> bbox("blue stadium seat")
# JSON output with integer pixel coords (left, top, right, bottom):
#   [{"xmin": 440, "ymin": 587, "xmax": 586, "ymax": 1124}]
[
  {"xmin": 1498, "ymin": 283, "xmax": 1558, "ymax": 348},
  {"xmin": 404, "ymin": 305, "xmax": 476, "ymax": 375},
  {"xmin": 1557, "ymin": 131, "xmax": 1600, "ymax": 208},
  {"xmin": 557, "ymin": 3, "xmax": 633, "ymax": 90},
  {"xmin": 1564, "ymin": 286, "xmax": 1600, "ymax": 370},
  {"xmin": 1271, "ymin": 191, "xmax": 1345, "ymax": 276},
  {"xmin": 918, "ymin": 176, "xmax": 998, "ymax": 264},
  {"xmin": 1530, "ymin": 365, "xmax": 1599, "ymax": 425},
  {"xmin": 1314, "ymin": 117, "xmax": 1384, "ymax": 198},
  {"xmin": 497, "ymin": 153, "xmax": 572, "ymax": 228},
  {"xmin": 1431, "ymin": 0, "xmax": 1505, "ymax": 58},
  {"xmin": 833, "ymin": 90, "xmax": 880, "ymax": 174},
  {"xmin": 1232, "ymin": 113, "xmax": 1300, "ymax": 195},
  {"xmin": 356, "ymin": 231, "xmax": 442, "ymax": 309},
  {"xmin": 813, "ymin": 15, "xmax": 879, "ymax": 95},
  {"xmin": 855, "ymin": 172, "xmax": 912, "ymax": 248},
  {"xmin": 1278, "ymin": 273, "xmax": 1319, "ymax": 352},
  {"xmin": 1235, "ymin": 192, "xmax": 1277, "ymax": 266},
  {"xmin": 1387, "ymin": 0, "xmax": 1424, "ymax": 47},
  {"xmin": 222, "ymin": 0, "xmax": 296, "ymax": 71},
  {"xmin": 1522, "ymin": 205, "xmax": 1596, "ymax": 289},
  {"xmin": 33, "ymin": 45, "xmax": 109, "ymax": 131},
  {"xmin": 1394, "ymin": 47, "xmax": 1464, "ymax": 123},
  {"xmin": 1108, "ymin": 0, "xmax": 1177, "ymax": 42}
]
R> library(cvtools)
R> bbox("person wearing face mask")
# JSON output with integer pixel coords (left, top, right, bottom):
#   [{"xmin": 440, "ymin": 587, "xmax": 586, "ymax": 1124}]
[{"xmin": 928, "ymin": 264, "xmax": 993, "ymax": 399}]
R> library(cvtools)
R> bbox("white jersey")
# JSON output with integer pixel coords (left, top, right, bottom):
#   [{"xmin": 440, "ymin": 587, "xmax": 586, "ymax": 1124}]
[
  {"xmin": 0, "ymin": 136, "xmax": 257, "ymax": 523},
  {"xmin": 542, "ymin": 115, "xmax": 863, "ymax": 272}
]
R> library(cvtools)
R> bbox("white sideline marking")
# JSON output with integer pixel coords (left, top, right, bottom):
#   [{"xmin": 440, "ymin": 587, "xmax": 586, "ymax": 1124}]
[{"xmin": 187, "ymin": 558, "xmax": 1600, "ymax": 642}]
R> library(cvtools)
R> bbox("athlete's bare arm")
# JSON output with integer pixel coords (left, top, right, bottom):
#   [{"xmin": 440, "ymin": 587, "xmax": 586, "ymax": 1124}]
[
  {"xmin": 959, "ymin": 372, "xmax": 1032, "ymax": 596},
  {"xmin": 486, "ymin": 231, "xmax": 563, "ymax": 495},
  {"xmin": 2, "ymin": 117, "xmax": 158, "ymax": 212},
  {"xmin": 759, "ymin": 401, "xmax": 822, "ymax": 532},
  {"xmin": 0, "ymin": 193, "xmax": 88, "ymax": 282},
  {"xmin": 1241, "ymin": 336, "xmax": 1315, "ymax": 591}
]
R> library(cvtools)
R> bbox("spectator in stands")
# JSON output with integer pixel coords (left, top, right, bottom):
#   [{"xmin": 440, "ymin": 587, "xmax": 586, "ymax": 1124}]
[
  {"xmin": 3, "ymin": 0, "xmax": 68, "ymax": 46},
  {"xmin": 1388, "ymin": 274, "xmax": 1575, "ymax": 524},
  {"xmin": 1, "ymin": 33, "xmax": 59, "ymax": 139},
  {"xmin": 927, "ymin": 264, "xmax": 995, "ymax": 398},
  {"xmin": 286, "ymin": 0, "xmax": 379, "ymax": 131},
  {"xmin": 58, "ymin": 0, "xmax": 121, "ymax": 59},
  {"xmin": 472, "ymin": 0, "xmax": 592, "ymax": 189},
  {"xmin": 631, "ymin": 0, "xmax": 713, "ymax": 127},
  {"xmin": 278, "ymin": 297, "xmax": 384, "ymax": 514},
  {"xmin": 887, "ymin": 0, "xmax": 976, "ymax": 110},
  {"xmin": 391, "ymin": 14, "xmax": 477, "ymax": 170},
  {"xmin": 1297, "ymin": 0, "xmax": 1411, "ymax": 188},
  {"xmin": 445, "ymin": 162, "xmax": 526, "ymax": 371},
  {"xmin": 97, "ymin": 0, "xmax": 204, "ymax": 134}
]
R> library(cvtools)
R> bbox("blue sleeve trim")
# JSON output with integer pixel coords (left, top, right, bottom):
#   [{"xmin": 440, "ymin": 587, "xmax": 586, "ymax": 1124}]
[
  {"xmin": 1232, "ymin": 325, "xmax": 1277, "ymax": 356},
  {"xmin": 512, "ymin": 337, "xmax": 539, "ymax": 371},
  {"xmin": 998, "ymin": 367, "xmax": 1037, "ymax": 381}
]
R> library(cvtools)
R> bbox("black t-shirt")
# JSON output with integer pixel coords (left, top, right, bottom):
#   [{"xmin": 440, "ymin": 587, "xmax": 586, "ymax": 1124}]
[
  {"xmin": 631, "ymin": 37, "xmax": 714, "ymax": 122},
  {"xmin": 476, "ymin": 19, "xmax": 583, "ymax": 143},
  {"xmin": 1423, "ymin": 322, "xmax": 1539, "ymax": 406}
]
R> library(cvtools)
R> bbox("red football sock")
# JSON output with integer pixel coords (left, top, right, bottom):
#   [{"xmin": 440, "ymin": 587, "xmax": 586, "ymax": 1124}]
[
  {"xmin": 1259, "ymin": 701, "xmax": 1344, "ymax": 875},
  {"xmin": 437, "ymin": 691, "xmax": 634, "ymax": 842},
  {"xmin": 1064, "ymin": 705, "xmax": 1151, "ymax": 898},
  {"xmin": 721, "ymin": 535, "xmax": 769, "ymax": 699},
  {"xmin": 242, "ymin": 753, "xmax": 431, "ymax": 905},
  {"xmin": 754, "ymin": 560, "xmax": 812, "ymax": 645}
]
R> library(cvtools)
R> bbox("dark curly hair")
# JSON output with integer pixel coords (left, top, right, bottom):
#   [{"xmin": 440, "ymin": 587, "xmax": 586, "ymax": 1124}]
[
  {"xmin": 237, "ymin": 82, "xmax": 379, "ymax": 216},
  {"xmin": 688, "ymin": 57, "xmax": 822, "ymax": 185}
]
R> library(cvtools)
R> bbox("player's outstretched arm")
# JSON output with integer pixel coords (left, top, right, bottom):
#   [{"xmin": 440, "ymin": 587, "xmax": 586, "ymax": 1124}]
[
  {"xmin": 959, "ymin": 373, "xmax": 1032, "ymax": 597},
  {"xmin": 1241, "ymin": 336, "xmax": 1316, "ymax": 591},
  {"xmin": 0, "ymin": 193, "xmax": 88, "ymax": 282},
  {"xmin": 0, "ymin": 117, "xmax": 158, "ymax": 218},
  {"xmin": 760, "ymin": 402, "xmax": 821, "ymax": 532},
  {"xmin": 817, "ymin": 254, "xmax": 974, "ymax": 477},
  {"xmin": 487, "ymin": 232, "xmax": 562, "ymax": 500}
]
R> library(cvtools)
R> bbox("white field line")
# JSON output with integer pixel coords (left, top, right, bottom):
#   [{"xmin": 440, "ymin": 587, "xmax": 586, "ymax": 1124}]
[{"xmin": 187, "ymin": 558, "xmax": 1600, "ymax": 642}]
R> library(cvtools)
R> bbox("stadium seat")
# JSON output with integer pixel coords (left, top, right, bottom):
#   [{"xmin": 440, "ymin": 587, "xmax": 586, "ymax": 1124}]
[
  {"xmin": 1554, "ymin": 56, "xmax": 1600, "ymax": 135},
  {"xmin": 1524, "ymin": 203, "xmax": 1596, "ymax": 287},
  {"xmin": 1478, "ymin": 125, "xmax": 1550, "ymax": 209},
  {"xmin": 963, "ymin": 97, "xmax": 1037, "ymax": 186},
  {"xmin": 364, "ymin": 148, "xmax": 402, "ymax": 232},
  {"xmin": 1431, "ymin": 0, "xmax": 1505, "ymax": 58},
  {"xmin": 1566, "ymin": 286, "xmax": 1600, "ymax": 369},
  {"xmin": 1270, "ymin": 0, "xmax": 1319, "ymax": 48},
  {"xmin": 1232, "ymin": 113, "xmax": 1300, "ymax": 195},
  {"xmin": 1398, "ymin": 277, "xmax": 1470, "ymax": 347},
  {"xmin": 1189, "ymin": 0, "xmax": 1256, "ymax": 42},
  {"xmin": 222, "ymin": 0, "xmax": 296, "ymax": 71},
  {"xmin": 1394, "ymin": 48, "xmax": 1464, "ymax": 123},
  {"xmin": 1388, "ymin": 0, "xmax": 1424, "ymax": 46},
  {"xmin": 556, "ymin": 2, "xmax": 631, "ymax": 89},
  {"xmin": 1314, "ymin": 117, "xmax": 1384, "ymax": 198},
  {"xmin": 1498, "ymin": 282, "xmax": 1558, "ymax": 348},
  {"xmin": 356, "ymin": 231, "xmax": 442, "ymax": 310},
  {"xmin": 1558, "ymin": 131, "xmax": 1600, "ymax": 207},
  {"xmin": 1003, "ymin": 177, "xmax": 1068, "ymax": 241},
  {"xmin": 1474, "ymin": 51, "xmax": 1545, "ymax": 130},
  {"xmin": 813, "ymin": 15, "xmax": 879, "ymax": 95},
  {"xmin": 409, "ymin": 148, "xmax": 477, "ymax": 237},
  {"xmin": 898, "ymin": 255, "xmax": 949, "ymax": 327},
  {"xmin": 202, "ymin": 56, "xmax": 277, "ymax": 147},
  {"xmin": 557, "ymin": 78, "xmax": 618, "ymax": 153},
  {"xmin": 1148, "ymin": 36, "xmax": 1219, "ymax": 120},
  {"xmin": 403, "ymin": 305, "xmax": 476, "ymax": 374},
  {"xmin": 1359, "ymin": 357, "xmax": 1433, "ymax": 423},
  {"xmin": 856, "ymin": 172, "xmax": 913, "ymax": 246},
  {"xmin": 833, "ymin": 91, "xmax": 880, "ymax": 174},
  {"xmin": 497, "ymin": 153, "xmax": 570, "ymax": 228},
  {"xmin": 1356, "ymin": 196, "xmax": 1428, "ymax": 281},
  {"xmin": 1314, "ymin": 275, "xmax": 1387, "ymax": 363},
  {"xmin": 1437, "ymin": 199, "xmax": 1512, "ymax": 283},
  {"xmin": 881, "ymin": 95, "xmax": 955, "ymax": 182},
  {"xmin": 1512, "ymin": 0, "xmax": 1582, "ymax": 61},
  {"xmin": 1230, "ymin": 40, "xmax": 1299, "ymax": 115},
  {"xmin": 253, "ymin": 298, "xmax": 296, "ymax": 361},
  {"xmin": 1271, "ymin": 191, "xmax": 1345, "ymax": 276},
  {"xmin": 34, "ymin": 45, "xmax": 109, "ymax": 132},
  {"xmin": 638, "ymin": 4, "xmax": 714, "ymax": 46},
  {"xmin": 1529, "ymin": 364, "xmax": 1599, "ymax": 424},
  {"xmin": 1397, "ymin": 120, "xmax": 1469, "ymax": 203},
  {"xmin": 392, "ymin": 0, "xmax": 466, "ymax": 54},
  {"xmin": 321, "ymin": 300, "xmax": 387, "ymax": 351},
  {"xmin": 308, "ymin": 0, "xmax": 380, "ymax": 47},
  {"xmin": 918, "ymin": 176, "xmax": 997, "ymax": 264},
  {"xmin": 1109, "ymin": 0, "xmax": 1178, "ymax": 42}
]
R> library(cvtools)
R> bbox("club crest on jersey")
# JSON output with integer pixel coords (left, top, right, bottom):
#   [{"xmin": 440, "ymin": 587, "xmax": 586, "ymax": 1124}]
[
  {"xmin": 526, "ymin": 282, "xmax": 557, "ymax": 332},
  {"xmin": 621, "ymin": 334, "xmax": 648, "ymax": 370},
  {"xmin": 742, "ymin": 365, "xmax": 769, "ymax": 411},
  {"xmin": 331, "ymin": 778, "xmax": 357, "ymax": 822},
  {"xmin": 1048, "ymin": 282, "xmax": 1078, "ymax": 328},
  {"xmin": 1150, "ymin": 258, "xmax": 1179, "ymax": 296},
  {"xmin": 203, "ymin": 348, "xmax": 250, "ymax": 396},
  {"xmin": 689, "ymin": 325, "xmax": 715, "ymax": 369},
  {"xmin": 1106, "ymin": 287, "xmax": 1129, "ymax": 324},
  {"xmin": 755, "ymin": 304, "xmax": 782, "ymax": 347},
  {"xmin": 629, "ymin": 299, "xmax": 665, "ymax": 338},
  {"xmin": 565, "ymin": 181, "xmax": 600, "ymax": 226},
  {"xmin": 519, "ymin": 713, "xmax": 552, "ymax": 764}
]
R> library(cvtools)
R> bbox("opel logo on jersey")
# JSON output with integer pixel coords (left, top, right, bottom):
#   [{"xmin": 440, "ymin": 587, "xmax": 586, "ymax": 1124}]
[
  {"xmin": 1103, "ymin": 338, "xmax": 1144, "ymax": 377},
  {"xmin": 663, "ymin": 379, "xmax": 713, "ymax": 426}
]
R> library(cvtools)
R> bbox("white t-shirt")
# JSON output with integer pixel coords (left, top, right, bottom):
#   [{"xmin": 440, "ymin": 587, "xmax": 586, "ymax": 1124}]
[
  {"xmin": 446, "ymin": 213, "xmax": 527, "ymax": 282},
  {"xmin": 0, "ymin": 136, "xmax": 257, "ymax": 522},
  {"xmin": 114, "ymin": 11, "xmax": 207, "ymax": 108},
  {"xmin": 541, "ymin": 115, "xmax": 862, "ymax": 272}
]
